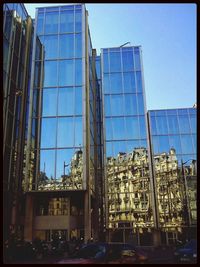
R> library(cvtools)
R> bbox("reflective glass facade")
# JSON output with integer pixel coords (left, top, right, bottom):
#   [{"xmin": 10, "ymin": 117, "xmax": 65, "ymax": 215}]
[{"xmin": 101, "ymin": 46, "xmax": 154, "ymax": 243}]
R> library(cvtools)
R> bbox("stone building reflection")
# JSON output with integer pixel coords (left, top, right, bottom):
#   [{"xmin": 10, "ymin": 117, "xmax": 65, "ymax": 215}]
[{"xmin": 38, "ymin": 149, "xmax": 83, "ymax": 191}]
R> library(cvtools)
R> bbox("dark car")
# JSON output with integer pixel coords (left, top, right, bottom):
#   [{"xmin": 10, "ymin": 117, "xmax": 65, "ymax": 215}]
[
  {"xmin": 57, "ymin": 242, "xmax": 148, "ymax": 264},
  {"xmin": 174, "ymin": 239, "xmax": 197, "ymax": 263}
]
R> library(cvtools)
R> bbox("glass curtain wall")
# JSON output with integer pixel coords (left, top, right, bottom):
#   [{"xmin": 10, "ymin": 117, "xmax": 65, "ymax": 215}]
[
  {"xmin": 30, "ymin": 5, "xmax": 84, "ymax": 191},
  {"xmin": 149, "ymin": 108, "xmax": 197, "ymax": 241},
  {"xmin": 101, "ymin": 46, "xmax": 154, "ymax": 243}
]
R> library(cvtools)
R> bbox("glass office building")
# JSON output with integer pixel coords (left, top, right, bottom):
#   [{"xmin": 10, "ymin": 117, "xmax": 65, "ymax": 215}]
[
  {"xmin": 148, "ymin": 108, "xmax": 197, "ymax": 243},
  {"xmin": 101, "ymin": 46, "xmax": 156, "ymax": 244}
]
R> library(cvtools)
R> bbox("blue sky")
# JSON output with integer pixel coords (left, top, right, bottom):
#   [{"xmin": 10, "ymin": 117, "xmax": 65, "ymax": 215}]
[{"xmin": 24, "ymin": 3, "xmax": 196, "ymax": 110}]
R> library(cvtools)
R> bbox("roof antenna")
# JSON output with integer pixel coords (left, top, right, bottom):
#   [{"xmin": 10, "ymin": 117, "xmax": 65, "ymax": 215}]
[{"xmin": 120, "ymin": 42, "xmax": 131, "ymax": 47}]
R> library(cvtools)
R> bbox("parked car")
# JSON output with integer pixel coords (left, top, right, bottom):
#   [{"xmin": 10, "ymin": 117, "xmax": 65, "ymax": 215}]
[
  {"xmin": 57, "ymin": 242, "xmax": 148, "ymax": 264},
  {"xmin": 174, "ymin": 239, "xmax": 197, "ymax": 263}
]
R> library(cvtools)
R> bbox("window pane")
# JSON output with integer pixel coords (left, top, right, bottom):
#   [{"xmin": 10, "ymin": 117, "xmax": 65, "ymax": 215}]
[
  {"xmin": 139, "ymin": 116, "xmax": 146, "ymax": 139},
  {"xmin": 60, "ymin": 10, "xmax": 74, "ymax": 33},
  {"xmin": 122, "ymin": 50, "xmax": 134, "ymax": 71},
  {"xmin": 104, "ymin": 95, "xmax": 111, "ymax": 116},
  {"xmin": 103, "ymin": 52, "xmax": 109, "ymax": 73},
  {"xmin": 105, "ymin": 118, "xmax": 113, "ymax": 140},
  {"xmin": 40, "ymin": 118, "xmax": 57, "ymax": 148},
  {"xmin": 123, "ymin": 72, "xmax": 136, "ymax": 93},
  {"xmin": 59, "ymin": 34, "xmax": 74, "ymax": 59},
  {"xmin": 169, "ymin": 135, "xmax": 182, "ymax": 154},
  {"xmin": 159, "ymin": 135, "xmax": 170, "ymax": 153},
  {"xmin": 189, "ymin": 114, "xmax": 196, "ymax": 134},
  {"xmin": 134, "ymin": 47, "xmax": 141, "ymax": 70},
  {"xmin": 191, "ymin": 134, "xmax": 196, "ymax": 153},
  {"xmin": 56, "ymin": 149, "xmax": 74, "ymax": 179},
  {"xmin": 167, "ymin": 115, "xmax": 179, "ymax": 134},
  {"xmin": 75, "ymin": 33, "xmax": 82, "ymax": 58},
  {"xmin": 124, "ymin": 94, "xmax": 137, "ymax": 115},
  {"xmin": 110, "ymin": 73, "xmax": 123, "ymax": 94},
  {"xmin": 40, "ymin": 150, "xmax": 55, "ymax": 180},
  {"xmin": 58, "ymin": 87, "xmax": 74, "ymax": 116},
  {"xmin": 152, "ymin": 136, "xmax": 159, "ymax": 154},
  {"xmin": 150, "ymin": 116, "xmax": 157, "ymax": 135},
  {"xmin": 75, "ymin": 87, "xmax": 82, "ymax": 115},
  {"xmin": 181, "ymin": 135, "xmax": 194, "ymax": 154},
  {"xmin": 125, "ymin": 117, "xmax": 140, "ymax": 139},
  {"xmin": 109, "ymin": 52, "xmax": 121, "ymax": 72},
  {"xmin": 106, "ymin": 142, "xmax": 113, "ymax": 157},
  {"xmin": 44, "ymin": 35, "xmax": 58, "ymax": 59},
  {"xmin": 137, "ymin": 93, "xmax": 145, "ymax": 115},
  {"xmin": 113, "ymin": 141, "xmax": 126, "ymax": 156},
  {"xmin": 57, "ymin": 117, "xmax": 74, "ymax": 147},
  {"xmin": 136, "ymin": 71, "xmax": 142, "ymax": 92},
  {"xmin": 42, "ymin": 89, "xmax": 57, "ymax": 116},
  {"xmin": 156, "ymin": 115, "xmax": 168, "ymax": 135},
  {"xmin": 112, "ymin": 118, "xmax": 125, "ymax": 140},
  {"xmin": 75, "ymin": 59, "xmax": 82, "ymax": 85},
  {"xmin": 103, "ymin": 74, "xmax": 110, "ymax": 93},
  {"xmin": 74, "ymin": 117, "xmax": 83, "ymax": 146},
  {"xmin": 75, "ymin": 9, "xmax": 82, "ymax": 32},
  {"xmin": 126, "ymin": 140, "xmax": 141, "ymax": 153},
  {"xmin": 44, "ymin": 61, "xmax": 57, "ymax": 87},
  {"xmin": 58, "ymin": 60, "xmax": 73, "ymax": 86},
  {"xmin": 44, "ymin": 12, "xmax": 58, "ymax": 34},
  {"xmin": 178, "ymin": 115, "xmax": 190, "ymax": 134},
  {"xmin": 110, "ymin": 95, "xmax": 124, "ymax": 116}
]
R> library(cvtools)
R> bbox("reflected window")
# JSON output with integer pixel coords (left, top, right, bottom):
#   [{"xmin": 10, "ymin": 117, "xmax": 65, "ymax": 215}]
[
  {"xmin": 57, "ymin": 117, "xmax": 74, "ymax": 147},
  {"xmin": 110, "ymin": 95, "xmax": 124, "ymax": 116},
  {"xmin": 159, "ymin": 135, "xmax": 170, "ymax": 153},
  {"xmin": 134, "ymin": 48, "xmax": 141, "ymax": 70},
  {"xmin": 189, "ymin": 115, "xmax": 196, "ymax": 133},
  {"xmin": 40, "ymin": 149, "xmax": 55, "ymax": 180},
  {"xmin": 42, "ymin": 89, "xmax": 57, "ymax": 116},
  {"xmin": 169, "ymin": 135, "xmax": 182, "ymax": 154},
  {"xmin": 191, "ymin": 135, "xmax": 196, "ymax": 153},
  {"xmin": 41, "ymin": 118, "xmax": 57, "ymax": 148},
  {"xmin": 125, "ymin": 117, "xmax": 140, "ymax": 139},
  {"xmin": 105, "ymin": 118, "xmax": 113, "ymax": 140},
  {"xmin": 167, "ymin": 115, "xmax": 179, "ymax": 134},
  {"xmin": 103, "ymin": 74, "xmax": 110, "ymax": 93},
  {"xmin": 109, "ymin": 52, "xmax": 121, "ymax": 72},
  {"xmin": 75, "ymin": 59, "xmax": 82, "ymax": 85},
  {"xmin": 124, "ymin": 94, "xmax": 137, "ymax": 115},
  {"xmin": 44, "ymin": 61, "xmax": 58, "ymax": 87},
  {"xmin": 126, "ymin": 140, "xmax": 141, "ymax": 153},
  {"xmin": 106, "ymin": 142, "xmax": 113, "ymax": 157},
  {"xmin": 113, "ymin": 141, "xmax": 126, "ymax": 156},
  {"xmin": 44, "ymin": 12, "xmax": 58, "ymax": 34},
  {"xmin": 58, "ymin": 60, "xmax": 73, "ymax": 86},
  {"xmin": 74, "ymin": 117, "xmax": 83, "ymax": 146},
  {"xmin": 104, "ymin": 95, "xmax": 111, "ymax": 116},
  {"xmin": 75, "ymin": 9, "xmax": 82, "ymax": 32},
  {"xmin": 123, "ymin": 72, "xmax": 136, "ymax": 93},
  {"xmin": 60, "ymin": 10, "xmax": 74, "ymax": 33},
  {"xmin": 103, "ymin": 52, "xmax": 109, "ymax": 73},
  {"xmin": 150, "ymin": 116, "xmax": 157, "ymax": 135},
  {"xmin": 178, "ymin": 115, "xmax": 191, "ymax": 134},
  {"xmin": 152, "ymin": 136, "xmax": 159, "ymax": 154},
  {"xmin": 58, "ymin": 87, "xmax": 74, "ymax": 116},
  {"xmin": 36, "ymin": 13, "xmax": 44, "ymax": 34},
  {"xmin": 75, "ymin": 33, "xmax": 82, "ymax": 58},
  {"xmin": 136, "ymin": 71, "xmax": 142, "ymax": 92},
  {"xmin": 56, "ymin": 149, "xmax": 74, "ymax": 179},
  {"xmin": 112, "ymin": 118, "xmax": 125, "ymax": 140},
  {"xmin": 181, "ymin": 135, "xmax": 194, "ymax": 154},
  {"xmin": 156, "ymin": 115, "xmax": 168, "ymax": 135},
  {"xmin": 137, "ymin": 93, "xmax": 145, "ymax": 115},
  {"xmin": 139, "ymin": 116, "xmax": 147, "ymax": 139},
  {"xmin": 43, "ymin": 35, "xmax": 58, "ymax": 59},
  {"xmin": 110, "ymin": 73, "xmax": 123, "ymax": 94},
  {"xmin": 122, "ymin": 50, "xmax": 134, "ymax": 71},
  {"xmin": 74, "ymin": 87, "xmax": 82, "ymax": 115},
  {"xmin": 59, "ymin": 34, "xmax": 74, "ymax": 59}
]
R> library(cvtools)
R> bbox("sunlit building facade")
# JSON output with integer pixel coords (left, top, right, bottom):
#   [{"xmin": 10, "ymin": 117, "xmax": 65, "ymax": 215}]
[{"xmin": 148, "ymin": 108, "xmax": 197, "ymax": 244}]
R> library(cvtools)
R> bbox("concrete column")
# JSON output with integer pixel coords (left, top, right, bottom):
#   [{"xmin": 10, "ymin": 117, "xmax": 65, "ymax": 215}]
[{"xmin": 24, "ymin": 194, "xmax": 34, "ymax": 241}]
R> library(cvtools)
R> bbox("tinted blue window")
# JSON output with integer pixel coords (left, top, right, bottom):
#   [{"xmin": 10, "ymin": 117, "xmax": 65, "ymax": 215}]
[
  {"xmin": 177, "ymin": 109, "xmax": 188, "ymax": 115},
  {"xmin": 42, "ymin": 89, "xmax": 57, "ymax": 116},
  {"xmin": 137, "ymin": 93, "xmax": 145, "ymax": 115},
  {"xmin": 105, "ymin": 118, "xmax": 113, "ymax": 140},
  {"xmin": 125, "ymin": 117, "xmax": 140, "ymax": 139},
  {"xmin": 134, "ymin": 48, "xmax": 141, "ymax": 70},
  {"xmin": 109, "ymin": 52, "xmax": 121, "ymax": 72},
  {"xmin": 75, "ymin": 33, "xmax": 82, "ymax": 58},
  {"xmin": 188, "ymin": 108, "xmax": 196, "ymax": 115},
  {"xmin": 104, "ymin": 95, "xmax": 111, "ymax": 116},
  {"xmin": 110, "ymin": 95, "xmax": 124, "ymax": 116},
  {"xmin": 58, "ymin": 87, "xmax": 74, "ymax": 116},
  {"xmin": 41, "ymin": 118, "xmax": 57, "ymax": 148},
  {"xmin": 139, "ymin": 116, "xmax": 146, "ymax": 139},
  {"xmin": 140, "ymin": 139, "xmax": 147, "ymax": 149},
  {"xmin": 57, "ymin": 117, "xmax": 74, "ymax": 147},
  {"xmin": 181, "ymin": 135, "xmax": 194, "ymax": 154},
  {"xmin": 113, "ymin": 141, "xmax": 126, "ymax": 156},
  {"xmin": 58, "ymin": 60, "xmax": 73, "ymax": 86},
  {"xmin": 156, "ymin": 115, "xmax": 168, "ymax": 135},
  {"xmin": 40, "ymin": 150, "xmax": 55, "ymax": 179},
  {"xmin": 44, "ymin": 61, "xmax": 58, "ymax": 87},
  {"xmin": 74, "ymin": 117, "xmax": 82, "ymax": 146},
  {"xmin": 124, "ymin": 94, "xmax": 137, "ymax": 116},
  {"xmin": 75, "ymin": 9, "xmax": 82, "ymax": 32},
  {"xmin": 169, "ymin": 135, "xmax": 182, "ymax": 154},
  {"xmin": 189, "ymin": 114, "xmax": 196, "ymax": 133},
  {"xmin": 110, "ymin": 73, "xmax": 122, "ymax": 93},
  {"xmin": 136, "ymin": 71, "xmax": 142, "ymax": 92},
  {"xmin": 60, "ymin": 10, "xmax": 74, "ymax": 33},
  {"xmin": 152, "ymin": 136, "xmax": 159, "ymax": 154},
  {"xmin": 191, "ymin": 134, "xmax": 196, "ymax": 153},
  {"xmin": 112, "ymin": 117, "xmax": 125, "ymax": 140},
  {"xmin": 178, "ymin": 115, "xmax": 191, "ymax": 134},
  {"xmin": 75, "ymin": 59, "xmax": 82, "ymax": 85},
  {"xmin": 75, "ymin": 87, "xmax": 82, "ymax": 115},
  {"xmin": 159, "ymin": 135, "xmax": 170, "ymax": 153},
  {"xmin": 44, "ymin": 12, "xmax": 58, "ymax": 34},
  {"xmin": 122, "ymin": 51, "xmax": 134, "ymax": 71},
  {"xmin": 150, "ymin": 116, "xmax": 157, "ymax": 135},
  {"xmin": 59, "ymin": 34, "xmax": 74, "ymax": 58},
  {"xmin": 167, "ymin": 115, "xmax": 179, "ymax": 134},
  {"xmin": 37, "ymin": 13, "xmax": 44, "ymax": 34},
  {"xmin": 106, "ymin": 142, "xmax": 113, "ymax": 157},
  {"xmin": 44, "ymin": 35, "xmax": 58, "ymax": 59},
  {"xmin": 126, "ymin": 140, "xmax": 141, "ymax": 153},
  {"xmin": 103, "ymin": 53, "xmax": 109, "ymax": 73},
  {"xmin": 166, "ymin": 109, "xmax": 177, "ymax": 115},
  {"xmin": 123, "ymin": 72, "xmax": 136, "ymax": 93},
  {"xmin": 56, "ymin": 149, "xmax": 74, "ymax": 179}
]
